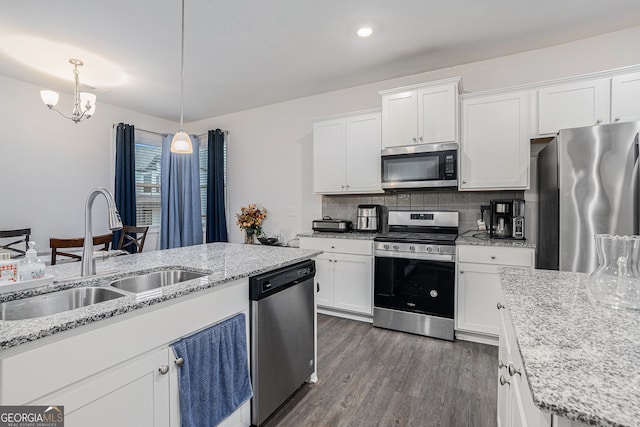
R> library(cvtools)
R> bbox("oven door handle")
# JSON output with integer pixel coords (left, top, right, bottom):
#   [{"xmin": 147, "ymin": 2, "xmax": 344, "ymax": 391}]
[{"xmin": 374, "ymin": 250, "xmax": 455, "ymax": 263}]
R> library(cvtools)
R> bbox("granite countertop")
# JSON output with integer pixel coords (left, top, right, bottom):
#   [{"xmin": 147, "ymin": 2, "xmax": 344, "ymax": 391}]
[
  {"xmin": 499, "ymin": 268, "xmax": 640, "ymax": 427},
  {"xmin": 0, "ymin": 243, "xmax": 321, "ymax": 351},
  {"xmin": 298, "ymin": 231, "xmax": 377, "ymax": 240},
  {"xmin": 456, "ymin": 231, "xmax": 536, "ymax": 249}
]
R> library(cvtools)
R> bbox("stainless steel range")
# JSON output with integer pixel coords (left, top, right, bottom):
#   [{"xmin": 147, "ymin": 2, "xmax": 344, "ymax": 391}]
[{"xmin": 373, "ymin": 210, "xmax": 458, "ymax": 341}]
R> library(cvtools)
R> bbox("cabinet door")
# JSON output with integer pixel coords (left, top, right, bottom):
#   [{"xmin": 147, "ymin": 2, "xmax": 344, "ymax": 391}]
[
  {"xmin": 345, "ymin": 112, "xmax": 383, "ymax": 193},
  {"xmin": 332, "ymin": 253, "xmax": 372, "ymax": 314},
  {"xmin": 611, "ymin": 72, "xmax": 640, "ymax": 123},
  {"xmin": 314, "ymin": 255, "xmax": 334, "ymax": 308},
  {"xmin": 41, "ymin": 348, "xmax": 170, "ymax": 427},
  {"xmin": 456, "ymin": 262, "xmax": 504, "ymax": 336},
  {"xmin": 497, "ymin": 318, "xmax": 510, "ymax": 427},
  {"xmin": 417, "ymin": 84, "xmax": 457, "ymax": 144},
  {"xmin": 537, "ymin": 78, "xmax": 610, "ymax": 135},
  {"xmin": 460, "ymin": 91, "xmax": 530, "ymax": 190},
  {"xmin": 382, "ymin": 91, "xmax": 418, "ymax": 147},
  {"xmin": 313, "ymin": 119, "xmax": 346, "ymax": 193}
]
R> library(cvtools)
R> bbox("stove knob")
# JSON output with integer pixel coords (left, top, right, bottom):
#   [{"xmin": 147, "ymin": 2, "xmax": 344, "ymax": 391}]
[
  {"xmin": 426, "ymin": 246, "xmax": 432, "ymax": 252},
  {"xmin": 409, "ymin": 245, "xmax": 415, "ymax": 251},
  {"xmin": 437, "ymin": 247, "xmax": 442, "ymax": 253},
  {"xmin": 392, "ymin": 245, "xmax": 400, "ymax": 250},
  {"xmin": 383, "ymin": 244, "xmax": 390, "ymax": 250}
]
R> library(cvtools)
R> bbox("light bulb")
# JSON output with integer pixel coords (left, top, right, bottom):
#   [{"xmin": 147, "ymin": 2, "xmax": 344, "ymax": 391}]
[
  {"xmin": 171, "ymin": 131, "xmax": 193, "ymax": 153},
  {"xmin": 80, "ymin": 92, "xmax": 97, "ymax": 116},
  {"xmin": 357, "ymin": 27, "xmax": 373, "ymax": 38},
  {"xmin": 40, "ymin": 90, "xmax": 59, "ymax": 107}
]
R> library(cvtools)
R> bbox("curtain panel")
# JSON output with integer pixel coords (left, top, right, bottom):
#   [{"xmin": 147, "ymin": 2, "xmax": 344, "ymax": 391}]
[
  {"xmin": 206, "ymin": 129, "xmax": 228, "ymax": 242},
  {"xmin": 160, "ymin": 134, "xmax": 204, "ymax": 249},
  {"xmin": 113, "ymin": 123, "xmax": 137, "ymax": 252}
]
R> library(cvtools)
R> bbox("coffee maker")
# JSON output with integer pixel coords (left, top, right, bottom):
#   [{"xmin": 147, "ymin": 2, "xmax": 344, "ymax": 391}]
[
  {"xmin": 489, "ymin": 199, "xmax": 525, "ymax": 239},
  {"xmin": 356, "ymin": 204, "xmax": 383, "ymax": 232}
]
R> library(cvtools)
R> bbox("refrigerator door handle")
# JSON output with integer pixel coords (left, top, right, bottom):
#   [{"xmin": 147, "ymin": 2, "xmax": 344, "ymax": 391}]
[{"xmin": 635, "ymin": 138, "xmax": 640, "ymax": 234}]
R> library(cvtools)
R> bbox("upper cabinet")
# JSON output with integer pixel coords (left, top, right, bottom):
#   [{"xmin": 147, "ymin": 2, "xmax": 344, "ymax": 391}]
[
  {"xmin": 460, "ymin": 91, "xmax": 530, "ymax": 190},
  {"xmin": 611, "ymin": 72, "xmax": 640, "ymax": 123},
  {"xmin": 313, "ymin": 109, "xmax": 383, "ymax": 195},
  {"xmin": 537, "ymin": 78, "xmax": 610, "ymax": 135},
  {"xmin": 380, "ymin": 77, "xmax": 460, "ymax": 148}
]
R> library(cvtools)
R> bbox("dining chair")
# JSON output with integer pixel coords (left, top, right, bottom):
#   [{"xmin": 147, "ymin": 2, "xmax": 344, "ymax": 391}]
[
  {"xmin": 117, "ymin": 225, "xmax": 149, "ymax": 254},
  {"xmin": 50, "ymin": 233, "xmax": 113, "ymax": 265},
  {"xmin": 0, "ymin": 228, "xmax": 31, "ymax": 257}
]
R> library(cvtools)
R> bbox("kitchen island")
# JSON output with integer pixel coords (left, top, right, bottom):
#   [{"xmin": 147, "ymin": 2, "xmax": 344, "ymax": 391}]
[
  {"xmin": 499, "ymin": 267, "xmax": 640, "ymax": 427},
  {"xmin": 0, "ymin": 242, "xmax": 321, "ymax": 426}
]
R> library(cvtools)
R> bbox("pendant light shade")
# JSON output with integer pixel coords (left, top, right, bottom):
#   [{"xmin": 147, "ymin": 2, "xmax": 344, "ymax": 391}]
[
  {"xmin": 171, "ymin": 131, "xmax": 193, "ymax": 154},
  {"xmin": 170, "ymin": 0, "xmax": 192, "ymax": 154}
]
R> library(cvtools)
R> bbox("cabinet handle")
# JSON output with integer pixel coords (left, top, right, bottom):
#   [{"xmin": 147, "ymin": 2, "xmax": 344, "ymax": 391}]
[
  {"xmin": 346, "ymin": 184, "xmax": 350, "ymax": 189},
  {"xmin": 498, "ymin": 360, "xmax": 507, "ymax": 369},
  {"xmin": 341, "ymin": 185, "xmax": 345, "ymax": 189},
  {"xmin": 419, "ymin": 136, "xmax": 423, "ymax": 142},
  {"xmin": 317, "ymin": 282, "xmax": 320, "ymax": 293},
  {"xmin": 175, "ymin": 357, "xmax": 185, "ymax": 367},
  {"xmin": 412, "ymin": 137, "xmax": 417, "ymax": 142},
  {"xmin": 614, "ymin": 117, "xmax": 621, "ymax": 122},
  {"xmin": 499, "ymin": 375, "xmax": 510, "ymax": 386},
  {"xmin": 462, "ymin": 180, "xmax": 467, "ymax": 184},
  {"xmin": 596, "ymin": 119, "xmax": 602, "ymax": 124},
  {"xmin": 497, "ymin": 302, "xmax": 504, "ymax": 310},
  {"xmin": 491, "ymin": 256, "xmax": 496, "ymax": 260},
  {"xmin": 158, "ymin": 365, "xmax": 169, "ymax": 375},
  {"xmin": 508, "ymin": 363, "xmax": 522, "ymax": 377},
  {"xmin": 459, "ymin": 270, "xmax": 464, "ymax": 274}
]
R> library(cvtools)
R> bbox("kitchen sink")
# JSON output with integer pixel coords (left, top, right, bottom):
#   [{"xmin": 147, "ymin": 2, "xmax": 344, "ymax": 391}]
[
  {"xmin": 108, "ymin": 269, "xmax": 208, "ymax": 294},
  {"xmin": 0, "ymin": 287, "xmax": 127, "ymax": 321}
]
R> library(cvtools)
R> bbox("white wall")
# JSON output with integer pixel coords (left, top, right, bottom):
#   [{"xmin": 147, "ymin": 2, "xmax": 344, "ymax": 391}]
[
  {"xmin": 188, "ymin": 25, "xmax": 640, "ymax": 243},
  {"xmin": 0, "ymin": 75, "xmax": 177, "ymax": 256}
]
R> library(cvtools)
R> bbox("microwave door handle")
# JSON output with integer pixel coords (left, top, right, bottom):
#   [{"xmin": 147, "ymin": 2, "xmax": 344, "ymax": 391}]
[{"xmin": 365, "ymin": 217, "xmax": 369, "ymax": 229}]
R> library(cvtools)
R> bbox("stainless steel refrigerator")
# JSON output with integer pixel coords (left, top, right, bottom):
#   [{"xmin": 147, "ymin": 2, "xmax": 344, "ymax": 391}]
[{"xmin": 537, "ymin": 121, "xmax": 640, "ymax": 273}]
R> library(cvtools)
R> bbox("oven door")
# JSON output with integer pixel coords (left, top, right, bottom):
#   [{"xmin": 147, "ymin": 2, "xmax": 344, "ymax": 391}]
[
  {"xmin": 381, "ymin": 143, "xmax": 457, "ymax": 190},
  {"xmin": 374, "ymin": 254, "xmax": 455, "ymax": 318}
]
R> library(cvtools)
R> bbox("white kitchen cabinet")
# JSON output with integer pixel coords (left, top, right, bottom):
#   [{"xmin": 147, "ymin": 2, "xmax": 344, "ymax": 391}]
[
  {"xmin": 299, "ymin": 237, "xmax": 373, "ymax": 320},
  {"xmin": 380, "ymin": 77, "xmax": 460, "ymax": 148},
  {"xmin": 456, "ymin": 245, "xmax": 534, "ymax": 345},
  {"xmin": 313, "ymin": 109, "xmax": 382, "ymax": 194},
  {"xmin": 460, "ymin": 91, "xmax": 530, "ymax": 190},
  {"xmin": 611, "ymin": 72, "xmax": 640, "ymax": 123},
  {"xmin": 537, "ymin": 78, "xmax": 610, "ymax": 135},
  {"xmin": 497, "ymin": 306, "xmax": 551, "ymax": 427},
  {"xmin": 0, "ymin": 279, "xmax": 251, "ymax": 427}
]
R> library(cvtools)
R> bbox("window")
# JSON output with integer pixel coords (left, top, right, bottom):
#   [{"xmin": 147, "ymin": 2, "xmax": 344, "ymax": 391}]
[
  {"xmin": 133, "ymin": 131, "xmax": 226, "ymax": 229},
  {"xmin": 134, "ymin": 132, "xmax": 163, "ymax": 226}
]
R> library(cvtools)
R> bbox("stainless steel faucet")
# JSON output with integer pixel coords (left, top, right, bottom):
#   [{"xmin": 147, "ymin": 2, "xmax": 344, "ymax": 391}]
[{"xmin": 81, "ymin": 188, "xmax": 123, "ymax": 276}]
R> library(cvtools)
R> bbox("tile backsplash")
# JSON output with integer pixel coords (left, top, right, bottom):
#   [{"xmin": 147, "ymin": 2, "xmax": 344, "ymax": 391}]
[{"xmin": 322, "ymin": 190, "xmax": 525, "ymax": 233}]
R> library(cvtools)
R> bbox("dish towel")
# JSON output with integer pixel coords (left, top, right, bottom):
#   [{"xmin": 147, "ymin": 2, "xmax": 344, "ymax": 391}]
[{"xmin": 171, "ymin": 313, "xmax": 253, "ymax": 427}]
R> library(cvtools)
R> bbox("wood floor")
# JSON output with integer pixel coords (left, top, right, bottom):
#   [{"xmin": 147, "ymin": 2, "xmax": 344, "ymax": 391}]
[{"xmin": 263, "ymin": 314, "xmax": 498, "ymax": 427}]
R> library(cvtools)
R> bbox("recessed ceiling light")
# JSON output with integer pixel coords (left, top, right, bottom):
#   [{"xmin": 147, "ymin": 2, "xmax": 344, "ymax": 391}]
[{"xmin": 357, "ymin": 27, "xmax": 373, "ymax": 38}]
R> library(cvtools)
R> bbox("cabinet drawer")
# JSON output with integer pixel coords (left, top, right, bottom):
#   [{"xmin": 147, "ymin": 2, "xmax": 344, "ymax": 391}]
[
  {"xmin": 299, "ymin": 237, "xmax": 372, "ymax": 255},
  {"xmin": 457, "ymin": 245, "xmax": 533, "ymax": 267}
]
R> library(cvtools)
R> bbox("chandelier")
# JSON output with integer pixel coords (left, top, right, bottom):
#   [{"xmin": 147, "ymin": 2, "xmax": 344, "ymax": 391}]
[{"xmin": 40, "ymin": 58, "xmax": 96, "ymax": 123}]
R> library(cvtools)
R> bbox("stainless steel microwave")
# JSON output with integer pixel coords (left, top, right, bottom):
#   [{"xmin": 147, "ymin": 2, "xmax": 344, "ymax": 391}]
[{"xmin": 381, "ymin": 142, "xmax": 458, "ymax": 190}]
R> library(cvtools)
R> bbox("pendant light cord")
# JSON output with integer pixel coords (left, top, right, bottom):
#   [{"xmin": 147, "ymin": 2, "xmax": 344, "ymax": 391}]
[{"xmin": 179, "ymin": 0, "xmax": 186, "ymax": 130}]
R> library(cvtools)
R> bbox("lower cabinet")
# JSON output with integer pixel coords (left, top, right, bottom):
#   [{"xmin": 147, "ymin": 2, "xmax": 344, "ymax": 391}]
[
  {"xmin": 0, "ymin": 279, "xmax": 251, "ymax": 427},
  {"xmin": 300, "ymin": 237, "xmax": 373, "ymax": 319},
  {"xmin": 456, "ymin": 245, "xmax": 535, "ymax": 344}
]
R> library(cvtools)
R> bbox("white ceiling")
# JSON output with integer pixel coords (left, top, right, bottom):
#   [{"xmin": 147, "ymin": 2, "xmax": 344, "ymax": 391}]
[{"xmin": 1, "ymin": 0, "xmax": 640, "ymax": 122}]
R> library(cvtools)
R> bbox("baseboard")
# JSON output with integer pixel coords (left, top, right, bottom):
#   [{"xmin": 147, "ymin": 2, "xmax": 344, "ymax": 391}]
[
  {"xmin": 455, "ymin": 329, "xmax": 499, "ymax": 346},
  {"xmin": 317, "ymin": 307, "xmax": 373, "ymax": 323}
]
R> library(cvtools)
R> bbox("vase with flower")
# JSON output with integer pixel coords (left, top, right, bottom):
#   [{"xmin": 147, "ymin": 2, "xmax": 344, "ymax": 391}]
[{"xmin": 236, "ymin": 204, "xmax": 267, "ymax": 244}]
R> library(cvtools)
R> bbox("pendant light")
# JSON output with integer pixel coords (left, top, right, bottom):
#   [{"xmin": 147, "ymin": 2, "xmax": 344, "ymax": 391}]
[{"xmin": 170, "ymin": 0, "xmax": 193, "ymax": 154}]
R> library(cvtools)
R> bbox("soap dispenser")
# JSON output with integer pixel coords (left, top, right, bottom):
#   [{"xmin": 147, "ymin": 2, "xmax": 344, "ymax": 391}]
[{"xmin": 19, "ymin": 241, "xmax": 46, "ymax": 281}]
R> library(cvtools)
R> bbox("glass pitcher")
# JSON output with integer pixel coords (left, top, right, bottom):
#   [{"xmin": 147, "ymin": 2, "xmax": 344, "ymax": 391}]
[{"xmin": 588, "ymin": 234, "xmax": 640, "ymax": 310}]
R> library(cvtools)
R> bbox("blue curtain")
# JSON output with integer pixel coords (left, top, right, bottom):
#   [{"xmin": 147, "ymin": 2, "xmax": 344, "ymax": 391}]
[
  {"xmin": 160, "ymin": 134, "xmax": 203, "ymax": 249},
  {"xmin": 113, "ymin": 123, "xmax": 136, "ymax": 252},
  {"xmin": 206, "ymin": 129, "xmax": 228, "ymax": 242}
]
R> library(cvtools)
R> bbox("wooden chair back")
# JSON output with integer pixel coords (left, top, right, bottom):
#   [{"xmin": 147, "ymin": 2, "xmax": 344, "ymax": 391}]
[
  {"xmin": 50, "ymin": 233, "xmax": 112, "ymax": 265},
  {"xmin": 0, "ymin": 228, "xmax": 31, "ymax": 257},
  {"xmin": 117, "ymin": 225, "xmax": 149, "ymax": 254}
]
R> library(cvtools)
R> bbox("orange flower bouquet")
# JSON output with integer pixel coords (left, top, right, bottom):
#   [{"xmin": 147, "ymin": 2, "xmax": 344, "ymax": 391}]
[{"xmin": 236, "ymin": 204, "xmax": 267, "ymax": 244}]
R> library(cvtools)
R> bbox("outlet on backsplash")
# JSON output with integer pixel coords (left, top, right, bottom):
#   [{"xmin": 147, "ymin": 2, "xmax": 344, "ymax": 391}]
[{"xmin": 321, "ymin": 190, "xmax": 525, "ymax": 234}]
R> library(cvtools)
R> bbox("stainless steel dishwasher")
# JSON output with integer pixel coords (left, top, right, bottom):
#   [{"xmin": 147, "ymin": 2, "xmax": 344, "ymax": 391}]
[{"xmin": 249, "ymin": 259, "xmax": 316, "ymax": 426}]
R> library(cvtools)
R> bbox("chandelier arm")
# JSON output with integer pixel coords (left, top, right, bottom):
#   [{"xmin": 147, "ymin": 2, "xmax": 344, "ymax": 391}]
[{"xmin": 49, "ymin": 107, "xmax": 75, "ymax": 121}]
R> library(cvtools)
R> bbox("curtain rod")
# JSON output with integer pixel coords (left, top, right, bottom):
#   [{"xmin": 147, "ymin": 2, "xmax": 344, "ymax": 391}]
[{"xmin": 112, "ymin": 123, "xmax": 229, "ymax": 138}]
